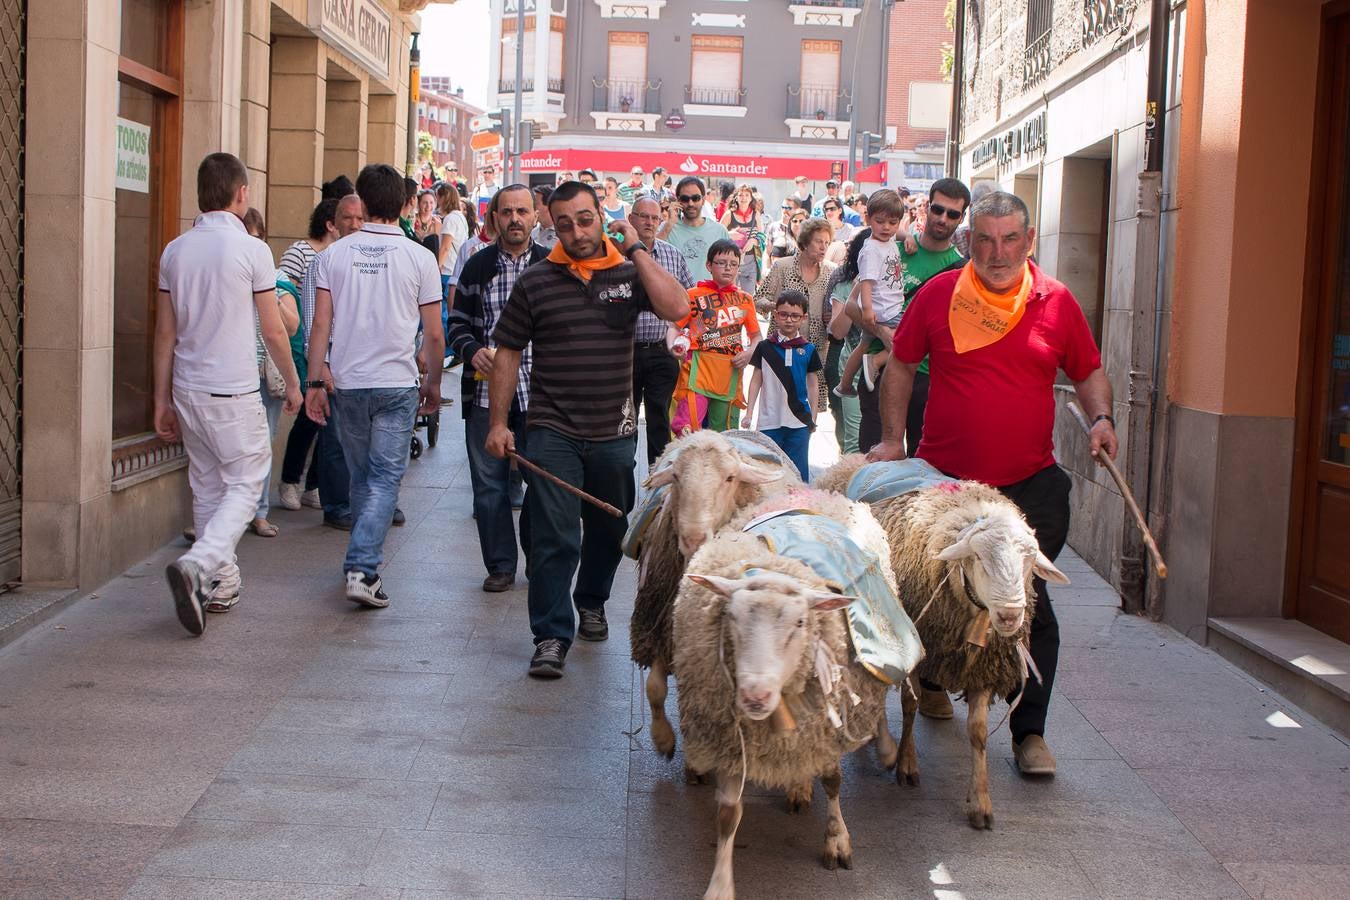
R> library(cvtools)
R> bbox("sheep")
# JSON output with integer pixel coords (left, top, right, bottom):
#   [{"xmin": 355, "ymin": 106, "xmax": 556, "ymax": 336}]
[
  {"xmin": 817, "ymin": 455, "xmax": 1070, "ymax": 830},
  {"xmin": 626, "ymin": 430, "xmax": 801, "ymax": 766},
  {"xmin": 673, "ymin": 487, "xmax": 908, "ymax": 898}
]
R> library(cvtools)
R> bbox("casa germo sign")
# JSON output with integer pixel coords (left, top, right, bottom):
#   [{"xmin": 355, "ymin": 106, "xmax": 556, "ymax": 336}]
[
  {"xmin": 310, "ymin": 0, "xmax": 392, "ymax": 80},
  {"xmin": 971, "ymin": 111, "xmax": 1047, "ymax": 172}
]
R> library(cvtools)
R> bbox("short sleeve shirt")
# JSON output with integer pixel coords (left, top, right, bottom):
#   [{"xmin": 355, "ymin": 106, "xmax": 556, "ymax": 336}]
[
  {"xmin": 891, "ymin": 262, "xmax": 1102, "ymax": 486},
  {"xmin": 315, "ymin": 223, "xmax": 442, "ymax": 390},
  {"xmin": 158, "ymin": 210, "xmax": 277, "ymax": 394},
  {"xmin": 751, "ymin": 340, "xmax": 822, "ymax": 431},
  {"xmin": 856, "ymin": 237, "xmax": 907, "ymax": 323},
  {"xmin": 667, "ymin": 219, "xmax": 730, "ymax": 281},
  {"xmin": 493, "ymin": 259, "xmax": 651, "ymax": 440}
]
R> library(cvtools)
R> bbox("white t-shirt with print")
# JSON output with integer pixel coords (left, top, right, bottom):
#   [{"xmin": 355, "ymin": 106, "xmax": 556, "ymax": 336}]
[
  {"xmin": 315, "ymin": 223, "xmax": 443, "ymax": 390},
  {"xmin": 856, "ymin": 236, "xmax": 907, "ymax": 324},
  {"xmin": 158, "ymin": 210, "xmax": 277, "ymax": 395}
]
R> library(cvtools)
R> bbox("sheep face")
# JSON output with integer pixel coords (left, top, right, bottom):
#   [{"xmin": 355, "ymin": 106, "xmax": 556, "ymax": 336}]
[
  {"xmin": 646, "ymin": 439, "xmax": 782, "ymax": 558},
  {"xmin": 935, "ymin": 513, "xmax": 1070, "ymax": 637},
  {"xmin": 687, "ymin": 571, "xmax": 855, "ymax": 721}
]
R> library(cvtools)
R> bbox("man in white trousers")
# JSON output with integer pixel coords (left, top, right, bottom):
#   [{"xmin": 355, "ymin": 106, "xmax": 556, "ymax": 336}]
[{"xmin": 154, "ymin": 152, "xmax": 301, "ymax": 636}]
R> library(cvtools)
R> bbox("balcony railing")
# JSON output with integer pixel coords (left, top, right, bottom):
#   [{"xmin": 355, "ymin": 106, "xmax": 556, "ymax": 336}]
[
  {"xmin": 498, "ymin": 77, "xmax": 535, "ymax": 93},
  {"xmin": 685, "ymin": 85, "xmax": 746, "ymax": 107},
  {"xmin": 591, "ymin": 77, "xmax": 662, "ymax": 114},
  {"xmin": 786, "ymin": 83, "xmax": 847, "ymax": 120},
  {"xmin": 548, "ymin": 77, "xmax": 565, "ymax": 93},
  {"xmin": 1082, "ymin": 0, "xmax": 1134, "ymax": 48},
  {"xmin": 1023, "ymin": 30, "xmax": 1053, "ymax": 87},
  {"xmin": 790, "ymin": 0, "xmax": 863, "ymax": 7}
]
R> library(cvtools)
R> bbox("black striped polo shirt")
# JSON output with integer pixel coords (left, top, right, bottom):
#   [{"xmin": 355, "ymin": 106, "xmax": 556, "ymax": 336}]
[{"xmin": 493, "ymin": 259, "xmax": 650, "ymax": 441}]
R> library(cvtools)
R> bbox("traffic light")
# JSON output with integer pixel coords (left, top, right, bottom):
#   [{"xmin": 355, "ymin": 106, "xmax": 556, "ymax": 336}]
[
  {"xmin": 861, "ymin": 131, "xmax": 884, "ymax": 167},
  {"xmin": 516, "ymin": 118, "xmax": 533, "ymax": 154},
  {"xmin": 469, "ymin": 108, "xmax": 513, "ymax": 139}
]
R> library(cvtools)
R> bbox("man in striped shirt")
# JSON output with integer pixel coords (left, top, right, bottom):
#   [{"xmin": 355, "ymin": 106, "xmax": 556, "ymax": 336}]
[
  {"xmin": 629, "ymin": 195, "xmax": 694, "ymax": 466},
  {"xmin": 488, "ymin": 180, "xmax": 690, "ymax": 679}
]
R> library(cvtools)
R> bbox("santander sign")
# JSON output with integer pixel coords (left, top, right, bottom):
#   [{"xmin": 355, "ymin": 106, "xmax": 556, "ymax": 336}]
[{"xmin": 519, "ymin": 148, "xmax": 839, "ymax": 180}]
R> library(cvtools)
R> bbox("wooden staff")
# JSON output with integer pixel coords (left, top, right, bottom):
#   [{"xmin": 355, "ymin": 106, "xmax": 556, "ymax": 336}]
[
  {"xmin": 1065, "ymin": 402, "xmax": 1168, "ymax": 579},
  {"xmin": 509, "ymin": 452, "xmax": 624, "ymax": 518}
]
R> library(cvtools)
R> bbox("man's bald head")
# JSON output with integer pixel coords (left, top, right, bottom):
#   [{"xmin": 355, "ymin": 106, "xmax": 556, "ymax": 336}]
[
  {"xmin": 335, "ymin": 194, "xmax": 365, "ymax": 237},
  {"xmin": 630, "ymin": 195, "xmax": 662, "ymax": 244}
]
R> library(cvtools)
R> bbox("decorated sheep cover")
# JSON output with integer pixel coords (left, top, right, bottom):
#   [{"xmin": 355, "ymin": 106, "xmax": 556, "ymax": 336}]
[{"xmin": 845, "ymin": 458, "xmax": 955, "ymax": 505}]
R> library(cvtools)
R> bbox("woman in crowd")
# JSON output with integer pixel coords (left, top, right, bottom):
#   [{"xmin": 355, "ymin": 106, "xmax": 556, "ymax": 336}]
[
  {"xmin": 436, "ymin": 182, "xmax": 468, "ymax": 279},
  {"xmin": 767, "ymin": 198, "xmax": 800, "ymax": 260},
  {"xmin": 755, "ymin": 217, "xmax": 836, "ymax": 411},
  {"xmin": 413, "ymin": 189, "xmax": 441, "ymax": 252},
  {"xmin": 600, "ymin": 176, "xmax": 628, "ymax": 221},
  {"xmin": 719, "ymin": 183, "xmax": 765, "ymax": 294},
  {"xmin": 821, "ymin": 197, "xmax": 855, "ymax": 245}
]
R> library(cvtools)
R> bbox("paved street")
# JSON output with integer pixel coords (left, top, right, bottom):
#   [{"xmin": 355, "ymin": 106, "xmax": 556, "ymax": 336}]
[{"xmin": 0, "ymin": 418, "xmax": 1347, "ymax": 900}]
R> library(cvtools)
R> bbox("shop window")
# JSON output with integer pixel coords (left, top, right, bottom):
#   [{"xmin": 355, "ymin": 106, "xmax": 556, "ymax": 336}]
[{"xmin": 113, "ymin": 0, "xmax": 183, "ymax": 442}]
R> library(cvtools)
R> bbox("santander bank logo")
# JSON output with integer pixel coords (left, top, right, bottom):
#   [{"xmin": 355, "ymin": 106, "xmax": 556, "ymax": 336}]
[
  {"xmin": 521, "ymin": 154, "xmax": 563, "ymax": 170},
  {"xmin": 679, "ymin": 156, "xmax": 699, "ymax": 174}
]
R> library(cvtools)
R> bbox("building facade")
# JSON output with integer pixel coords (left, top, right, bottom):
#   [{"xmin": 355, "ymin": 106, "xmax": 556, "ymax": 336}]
[
  {"xmin": 417, "ymin": 79, "xmax": 483, "ymax": 177},
  {"xmin": 952, "ymin": 0, "xmax": 1350, "ymax": 731},
  {"xmin": 491, "ymin": 0, "xmax": 890, "ymax": 200},
  {"xmin": 7, "ymin": 0, "xmax": 442, "ymax": 594},
  {"xmin": 882, "ymin": 0, "xmax": 952, "ymax": 193}
]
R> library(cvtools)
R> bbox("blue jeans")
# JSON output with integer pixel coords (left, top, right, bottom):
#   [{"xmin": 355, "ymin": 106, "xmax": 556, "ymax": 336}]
[
  {"xmin": 440, "ymin": 274, "xmax": 452, "ymax": 349},
  {"xmin": 332, "ymin": 387, "xmax": 419, "ymax": 576},
  {"xmin": 317, "ymin": 400, "xmax": 350, "ymax": 520},
  {"xmin": 466, "ymin": 404, "xmax": 531, "ymax": 576},
  {"xmin": 762, "ymin": 425, "xmax": 811, "ymax": 483},
  {"xmin": 256, "ymin": 380, "xmax": 283, "ymax": 518},
  {"xmin": 524, "ymin": 427, "xmax": 637, "ymax": 646}
]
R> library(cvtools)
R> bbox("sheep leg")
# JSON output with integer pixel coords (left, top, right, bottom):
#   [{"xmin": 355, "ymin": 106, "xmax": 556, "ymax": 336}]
[
  {"xmin": 646, "ymin": 661, "xmax": 676, "ymax": 759},
  {"xmin": 874, "ymin": 702, "xmax": 899, "ymax": 772},
  {"xmin": 965, "ymin": 687, "xmax": 994, "ymax": 829},
  {"xmin": 897, "ymin": 676, "xmax": 920, "ymax": 787},
  {"xmin": 820, "ymin": 765, "xmax": 853, "ymax": 870},
  {"xmin": 785, "ymin": 780, "xmax": 812, "ymax": 814},
  {"xmin": 703, "ymin": 773, "xmax": 744, "ymax": 900}
]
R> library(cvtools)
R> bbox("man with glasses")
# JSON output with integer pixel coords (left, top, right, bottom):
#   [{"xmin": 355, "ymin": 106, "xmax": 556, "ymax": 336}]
[
  {"xmin": 619, "ymin": 166, "xmax": 647, "ymax": 206},
  {"xmin": 812, "ymin": 179, "xmax": 860, "ymax": 225},
  {"xmin": 852, "ymin": 177, "xmax": 971, "ymax": 456},
  {"xmin": 630, "ymin": 196, "xmax": 694, "ymax": 466},
  {"xmin": 485, "ymin": 181, "xmax": 689, "ymax": 679},
  {"xmin": 665, "ymin": 175, "xmax": 729, "ymax": 281},
  {"xmin": 766, "ymin": 197, "xmax": 800, "ymax": 260}
]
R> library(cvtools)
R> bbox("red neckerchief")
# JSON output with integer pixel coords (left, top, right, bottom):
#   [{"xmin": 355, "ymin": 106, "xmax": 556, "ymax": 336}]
[
  {"xmin": 695, "ymin": 279, "xmax": 740, "ymax": 301},
  {"xmin": 770, "ymin": 332, "xmax": 807, "ymax": 349},
  {"xmin": 476, "ymin": 227, "xmax": 489, "ymax": 242}
]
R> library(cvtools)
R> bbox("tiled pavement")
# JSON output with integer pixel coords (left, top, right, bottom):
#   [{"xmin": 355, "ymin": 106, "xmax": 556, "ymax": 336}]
[{"xmin": 1, "ymin": 416, "xmax": 1348, "ymax": 899}]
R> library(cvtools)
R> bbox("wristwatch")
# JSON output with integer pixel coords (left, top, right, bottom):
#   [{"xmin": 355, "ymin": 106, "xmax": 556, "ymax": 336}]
[
  {"xmin": 1093, "ymin": 414, "xmax": 1116, "ymax": 428},
  {"xmin": 306, "ymin": 380, "xmax": 327, "ymax": 389},
  {"xmin": 625, "ymin": 241, "xmax": 649, "ymax": 258}
]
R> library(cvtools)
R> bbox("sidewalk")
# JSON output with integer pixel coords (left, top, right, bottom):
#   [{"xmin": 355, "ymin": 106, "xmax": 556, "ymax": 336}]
[{"xmin": 0, "ymin": 420, "xmax": 1347, "ymax": 899}]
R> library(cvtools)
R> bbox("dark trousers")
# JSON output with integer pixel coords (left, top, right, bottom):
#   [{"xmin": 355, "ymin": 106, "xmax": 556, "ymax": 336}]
[
  {"xmin": 824, "ymin": 337, "xmax": 845, "ymax": 449},
  {"xmin": 524, "ymin": 427, "xmax": 637, "ymax": 646},
  {"xmin": 465, "ymin": 404, "xmax": 530, "ymax": 576},
  {"xmin": 857, "ymin": 369, "xmax": 929, "ymax": 456},
  {"xmin": 316, "ymin": 401, "xmax": 350, "ymax": 520},
  {"xmin": 280, "ymin": 408, "xmax": 321, "ymax": 490},
  {"xmin": 1000, "ymin": 463, "xmax": 1071, "ymax": 743},
  {"xmin": 633, "ymin": 343, "xmax": 680, "ymax": 466}
]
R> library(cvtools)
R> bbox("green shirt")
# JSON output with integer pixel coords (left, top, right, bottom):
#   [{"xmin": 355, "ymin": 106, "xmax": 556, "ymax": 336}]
[{"xmin": 898, "ymin": 241, "xmax": 964, "ymax": 375}]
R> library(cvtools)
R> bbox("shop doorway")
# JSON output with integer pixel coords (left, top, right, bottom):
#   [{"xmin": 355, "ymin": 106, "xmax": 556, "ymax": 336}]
[{"xmin": 1291, "ymin": 7, "xmax": 1350, "ymax": 643}]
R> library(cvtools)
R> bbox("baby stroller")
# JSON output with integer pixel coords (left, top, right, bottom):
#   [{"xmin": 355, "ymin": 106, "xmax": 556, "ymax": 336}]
[{"xmin": 410, "ymin": 329, "xmax": 444, "ymax": 460}]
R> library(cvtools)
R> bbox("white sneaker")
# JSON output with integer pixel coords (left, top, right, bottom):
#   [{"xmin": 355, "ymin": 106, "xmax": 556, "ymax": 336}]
[
  {"xmin": 861, "ymin": 355, "xmax": 878, "ymax": 391},
  {"xmin": 345, "ymin": 571, "xmax": 390, "ymax": 609},
  {"xmin": 300, "ymin": 488, "xmax": 322, "ymax": 509},
  {"xmin": 278, "ymin": 482, "xmax": 301, "ymax": 511}
]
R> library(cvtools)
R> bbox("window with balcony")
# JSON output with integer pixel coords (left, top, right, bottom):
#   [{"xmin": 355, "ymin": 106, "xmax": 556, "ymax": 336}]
[
  {"xmin": 499, "ymin": 17, "xmax": 536, "ymax": 93},
  {"xmin": 591, "ymin": 31, "xmax": 660, "ymax": 130},
  {"xmin": 687, "ymin": 35, "xmax": 745, "ymax": 114},
  {"xmin": 1024, "ymin": 0, "xmax": 1054, "ymax": 87},
  {"xmin": 786, "ymin": 39, "xmax": 847, "ymax": 138},
  {"xmin": 548, "ymin": 16, "xmax": 565, "ymax": 93}
]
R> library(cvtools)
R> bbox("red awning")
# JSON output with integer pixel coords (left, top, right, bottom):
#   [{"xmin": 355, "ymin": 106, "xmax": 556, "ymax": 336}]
[{"xmin": 852, "ymin": 161, "xmax": 888, "ymax": 185}]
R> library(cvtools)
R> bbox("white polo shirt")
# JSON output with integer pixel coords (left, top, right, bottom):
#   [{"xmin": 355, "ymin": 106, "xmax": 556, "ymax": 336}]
[
  {"xmin": 315, "ymin": 223, "xmax": 442, "ymax": 390},
  {"xmin": 158, "ymin": 210, "xmax": 277, "ymax": 395}
]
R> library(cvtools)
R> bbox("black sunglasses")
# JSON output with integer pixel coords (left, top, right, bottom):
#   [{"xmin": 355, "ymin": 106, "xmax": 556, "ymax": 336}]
[
  {"xmin": 929, "ymin": 202, "xmax": 964, "ymax": 221},
  {"xmin": 677, "ymin": 193, "xmax": 703, "ymax": 203}
]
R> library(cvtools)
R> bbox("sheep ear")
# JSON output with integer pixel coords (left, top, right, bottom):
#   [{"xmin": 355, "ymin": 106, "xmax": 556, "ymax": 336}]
[
  {"xmin": 807, "ymin": 591, "xmax": 858, "ymax": 612},
  {"xmin": 1034, "ymin": 551, "xmax": 1071, "ymax": 585},
  {"xmin": 737, "ymin": 462, "xmax": 782, "ymax": 485},
  {"xmin": 935, "ymin": 534, "xmax": 974, "ymax": 562},
  {"xmin": 644, "ymin": 467, "xmax": 675, "ymax": 489},
  {"xmin": 686, "ymin": 573, "xmax": 742, "ymax": 597}
]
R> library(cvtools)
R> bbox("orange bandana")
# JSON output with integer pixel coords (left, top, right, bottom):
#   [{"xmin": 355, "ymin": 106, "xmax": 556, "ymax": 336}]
[
  {"xmin": 948, "ymin": 261, "xmax": 1034, "ymax": 354},
  {"xmin": 547, "ymin": 235, "xmax": 625, "ymax": 283}
]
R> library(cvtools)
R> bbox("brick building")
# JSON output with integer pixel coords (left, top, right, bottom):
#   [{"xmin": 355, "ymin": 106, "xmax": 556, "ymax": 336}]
[
  {"xmin": 417, "ymin": 78, "xmax": 483, "ymax": 178},
  {"xmin": 882, "ymin": 0, "xmax": 952, "ymax": 191}
]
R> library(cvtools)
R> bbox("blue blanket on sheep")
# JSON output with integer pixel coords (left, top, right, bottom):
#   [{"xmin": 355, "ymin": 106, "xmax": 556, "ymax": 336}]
[
  {"xmin": 845, "ymin": 458, "xmax": 955, "ymax": 505},
  {"xmin": 743, "ymin": 510, "xmax": 923, "ymax": 685}
]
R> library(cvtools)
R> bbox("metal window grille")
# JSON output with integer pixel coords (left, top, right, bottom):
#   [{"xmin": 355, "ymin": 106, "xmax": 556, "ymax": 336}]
[
  {"xmin": 0, "ymin": 0, "xmax": 23, "ymax": 587},
  {"xmin": 1024, "ymin": 0, "xmax": 1055, "ymax": 86}
]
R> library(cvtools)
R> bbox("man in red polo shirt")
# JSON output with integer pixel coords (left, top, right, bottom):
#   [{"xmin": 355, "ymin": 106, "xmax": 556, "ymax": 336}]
[{"xmin": 868, "ymin": 191, "xmax": 1118, "ymax": 776}]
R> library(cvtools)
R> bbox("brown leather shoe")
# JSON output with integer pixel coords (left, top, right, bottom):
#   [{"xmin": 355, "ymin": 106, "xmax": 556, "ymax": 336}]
[
  {"xmin": 1013, "ymin": 735, "xmax": 1057, "ymax": 775},
  {"xmin": 918, "ymin": 687, "xmax": 954, "ymax": 719},
  {"xmin": 482, "ymin": 572, "xmax": 514, "ymax": 593}
]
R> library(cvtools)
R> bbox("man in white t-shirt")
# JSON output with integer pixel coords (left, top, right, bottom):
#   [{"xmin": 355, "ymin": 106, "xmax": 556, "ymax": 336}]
[
  {"xmin": 156, "ymin": 153, "xmax": 301, "ymax": 636},
  {"xmin": 306, "ymin": 164, "xmax": 445, "ymax": 608}
]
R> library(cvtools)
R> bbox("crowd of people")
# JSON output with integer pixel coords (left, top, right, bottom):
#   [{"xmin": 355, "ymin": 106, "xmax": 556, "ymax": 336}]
[{"xmin": 155, "ymin": 149, "xmax": 1118, "ymax": 771}]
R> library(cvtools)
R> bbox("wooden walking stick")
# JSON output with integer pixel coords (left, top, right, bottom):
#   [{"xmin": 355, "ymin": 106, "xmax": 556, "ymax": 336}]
[
  {"xmin": 509, "ymin": 452, "xmax": 624, "ymax": 518},
  {"xmin": 1065, "ymin": 402, "xmax": 1168, "ymax": 579}
]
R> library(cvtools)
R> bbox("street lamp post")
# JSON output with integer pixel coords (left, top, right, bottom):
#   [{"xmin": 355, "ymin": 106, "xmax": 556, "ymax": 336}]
[{"xmin": 511, "ymin": 0, "xmax": 525, "ymax": 184}]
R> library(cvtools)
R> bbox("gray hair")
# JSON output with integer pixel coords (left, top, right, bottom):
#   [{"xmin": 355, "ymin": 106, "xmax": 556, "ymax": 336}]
[{"xmin": 969, "ymin": 190, "xmax": 1031, "ymax": 233}]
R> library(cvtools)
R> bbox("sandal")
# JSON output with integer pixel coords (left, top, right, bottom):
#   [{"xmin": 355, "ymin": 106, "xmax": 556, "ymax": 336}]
[{"xmin": 248, "ymin": 518, "xmax": 279, "ymax": 537}]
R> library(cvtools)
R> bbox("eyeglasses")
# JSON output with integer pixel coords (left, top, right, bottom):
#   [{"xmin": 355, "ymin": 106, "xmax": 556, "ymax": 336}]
[
  {"xmin": 553, "ymin": 213, "xmax": 598, "ymax": 233},
  {"xmin": 929, "ymin": 203, "xmax": 964, "ymax": 221},
  {"xmin": 823, "ymin": 204, "xmax": 841, "ymax": 212},
  {"xmin": 774, "ymin": 310, "xmax": 804, "ymax": 320},
  {"xmin": 677, "ymin": 194, "xmax": 703, "ymax": 203},
  {"xmin": 780, "ymin": 205, "xmax": 793, "ymax": 211},
  {"xmin": 709, "ymin": 258, "xmax": 740, "ymax": 269}
]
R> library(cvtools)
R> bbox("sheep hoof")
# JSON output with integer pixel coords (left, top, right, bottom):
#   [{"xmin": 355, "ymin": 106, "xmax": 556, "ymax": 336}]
[
  {"xmin": 785, "ymin": 792, "xmax": 812, "ymax": 814},
  {"xmin": 897, "ymin": 767, "xmax": 919, "ymax": 788},
  {"xmin": 967, "ymin": 808, "xmax": 994, "ymax": 830},
  {"xmin": 651, "ymin": 718, "xmax": 676, "ymax": 758},
  {"xmin": 684, "ymin": 765, "xmax": 711, "ymax": 785},
  {"xmin": 822, "ymin": 848, "xmax": 853, "ymax": 871}
]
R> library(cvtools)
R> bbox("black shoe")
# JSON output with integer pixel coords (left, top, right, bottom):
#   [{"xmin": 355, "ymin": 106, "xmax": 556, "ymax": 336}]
[
  {"xmin": 323, "ymin": 515, "xmax": 353, "ymax": 531},
  {"xmin": 165, "ymin": 559, "xmax": 207, "ymax": 636},
  {"xmin": 528, "ymin": 638, "xmax": 567, "ymax": 679},
  {"xmin": 577, "ymin": 607, "xmax": 609, "ymax": 642},
  {"xmin": 482, "ymin": 572, "xmax": 515, "ymax": 593},
  {"xmin": 345, "ymin": 571, "xmax": 390, "ymax": 609},
  {"xmin": 392, "ymin": 508, "xmax": 406, "ymax": 526}
]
